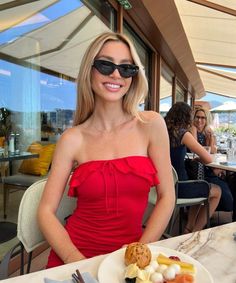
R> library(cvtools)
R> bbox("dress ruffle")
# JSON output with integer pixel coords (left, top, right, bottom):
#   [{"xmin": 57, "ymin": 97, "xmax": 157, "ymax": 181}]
[{"xmin": 68, "ymin": 156, "xmax": 159, "ymax": 197}]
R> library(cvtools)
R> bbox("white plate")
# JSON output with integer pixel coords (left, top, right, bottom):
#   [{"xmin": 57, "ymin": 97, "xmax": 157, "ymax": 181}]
[{"xmin": 98, "ymin": 245, "xmax": 213, "ymax": 283}]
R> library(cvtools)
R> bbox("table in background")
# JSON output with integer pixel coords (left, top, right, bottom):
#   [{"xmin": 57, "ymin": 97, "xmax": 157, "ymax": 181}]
[
  {"xmin": 0, "ymin": 152, "xmax": 39, "ymax": 242},
  {"xmin": 206, "ymin": 153, "xmax": 236, "ymax": 172},
  {"xmin": 0, "ymin": 152, "xmax": 39, "ymax": 175},
  {"xmin": 1, "ymin": 222, "xmax": 236, "ymax": 283}
]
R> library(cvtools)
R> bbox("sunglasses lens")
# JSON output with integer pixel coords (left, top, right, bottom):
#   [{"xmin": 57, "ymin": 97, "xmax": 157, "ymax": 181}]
[
  {"xmin": 93, "ymin": 60, "xmax": 114, "ymax": 75},
  {"xmin": 93, "ymin": 60, "xmax": 139, "ymax": 78},
  {"xmin": 119, "ymin": 64, "xmax": 139, "ymax": 78}
]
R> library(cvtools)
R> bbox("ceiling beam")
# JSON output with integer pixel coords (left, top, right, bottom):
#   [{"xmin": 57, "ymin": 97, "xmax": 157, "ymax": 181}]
[
  {"xmin": 196, "ymin": 62, "xmax": 236, "ymax": 69},
  {"xmin": 0, "ymin": 0, "xmax": 40, "ymax": 11},
  {"xmin": 187, "ymin": 0, "xmax": 236, "ymax": 17},
  {"xmin": 197, "ymin": 67, "xmax": 236, "ymax": 81}
]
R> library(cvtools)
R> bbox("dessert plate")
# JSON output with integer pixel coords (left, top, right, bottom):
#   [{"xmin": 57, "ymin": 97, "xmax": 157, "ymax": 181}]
[{"xmin": 98, "ymin": 245, "xmax": 213, "ymax": 283}]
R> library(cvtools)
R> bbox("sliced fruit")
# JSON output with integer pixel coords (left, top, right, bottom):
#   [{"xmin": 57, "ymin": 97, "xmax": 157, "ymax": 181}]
[
  {"xmin": 156, "ymin": 254, "xmax": 195, "ymax": 274},
  {"xmin": 165, "ymin": 273, "xmax": 194, "ymax": 283}
]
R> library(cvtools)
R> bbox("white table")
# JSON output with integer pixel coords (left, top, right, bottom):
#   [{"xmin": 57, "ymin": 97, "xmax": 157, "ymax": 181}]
[
  {"xmin": 206, "ymin": 153, "xmax": 236, "ymax": 172},
  {"xmin": 186, "ymin": 152, "xmax": 236, "ymax": 172},
  {"xmin": 1, "ymin": 222, "xmax": 236, "ymax": 283}
]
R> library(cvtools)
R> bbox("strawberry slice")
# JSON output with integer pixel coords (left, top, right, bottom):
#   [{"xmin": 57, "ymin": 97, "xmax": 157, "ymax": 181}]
[{"xmin": 169, "ymin": 256, "xmax": 181, "ymax": 261}]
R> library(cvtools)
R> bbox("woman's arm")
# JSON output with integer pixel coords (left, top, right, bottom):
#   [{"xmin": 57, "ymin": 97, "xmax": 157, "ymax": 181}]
[
  {"xmin": 37, "ymin": 128, "xmax": 86, "ymax": 263},
  {"xmin": 139, "ymin": 112, "xmax": 175, "ymax": 243},
  {"xmin": 190, "ymin": 124, "xmax": 198, "ymax": 140},
  {"xmin": 182, "ymin": 131, "xmax": 213, "ymax": 164},
  {"xmin": 205, "ymin": 127, "xmax": 217, "ymax": 154}
]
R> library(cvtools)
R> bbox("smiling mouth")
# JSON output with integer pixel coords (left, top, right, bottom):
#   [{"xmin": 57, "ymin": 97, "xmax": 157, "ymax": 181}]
[{"xmin": 104, "ymin": 83, "xmax": 122, "ymax": 89}]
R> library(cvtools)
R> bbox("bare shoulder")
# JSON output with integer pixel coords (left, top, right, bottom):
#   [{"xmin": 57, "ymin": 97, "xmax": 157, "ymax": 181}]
[
  {"xmin": 139, "ymin": 110, "xmax": 163, "ymax": 121},
  {"xmin": 57, "ymin": 126, "xmax": 83, "ymax": 147},
  {"xmin": 139, "ymin": 110, "xmax": 165, "ymax": 127}
]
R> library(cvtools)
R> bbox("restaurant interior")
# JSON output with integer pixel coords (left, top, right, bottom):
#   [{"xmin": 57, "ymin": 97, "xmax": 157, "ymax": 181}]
[{"xmin": 0, "ymin": 0, "xmax": 235, "ymax": 281}]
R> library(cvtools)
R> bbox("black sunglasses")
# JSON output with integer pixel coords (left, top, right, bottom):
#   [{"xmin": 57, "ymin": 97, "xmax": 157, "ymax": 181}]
[
  {"xmin": 195, "ymin": 115, "xmax": 206, "ymax": 120},
  {"xmin": 92, "ymin": 59, "xmax": 139, "ymax": 78}
]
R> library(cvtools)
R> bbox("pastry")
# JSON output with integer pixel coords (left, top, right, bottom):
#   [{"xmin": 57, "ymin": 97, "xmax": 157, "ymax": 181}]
[{"xmin": 125, "ymin": 242, "xmax": 152, "ymax": 268}]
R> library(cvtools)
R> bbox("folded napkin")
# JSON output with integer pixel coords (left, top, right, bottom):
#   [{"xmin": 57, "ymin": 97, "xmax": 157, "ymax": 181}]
[{"xmin": 44, "ymin": 272, "xmax": 98, "ymax": 283}]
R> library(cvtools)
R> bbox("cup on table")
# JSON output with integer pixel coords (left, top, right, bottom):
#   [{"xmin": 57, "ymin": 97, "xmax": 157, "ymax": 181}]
[{"xmin": 227, "ymin": 148, "xmax": 236, "ymax": 163}]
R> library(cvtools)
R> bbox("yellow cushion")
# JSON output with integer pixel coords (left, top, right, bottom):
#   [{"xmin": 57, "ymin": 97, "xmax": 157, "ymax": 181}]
[
  {"xmin": 0, "ymin": 136, "xmax": 5, "ymax": 147},
  {"xmin": 19, "ymin": 142, "xmax": 56, "ymax": 176}
]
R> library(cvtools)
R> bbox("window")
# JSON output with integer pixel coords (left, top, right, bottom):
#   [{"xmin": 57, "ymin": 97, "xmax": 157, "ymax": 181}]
[
  {"xmin": 0, "ymin": 0, "xmax": 115, "ymax": 150},
  {"xmin": 123, "ymin": 23, "xmax": 151, "ymax": 110}
]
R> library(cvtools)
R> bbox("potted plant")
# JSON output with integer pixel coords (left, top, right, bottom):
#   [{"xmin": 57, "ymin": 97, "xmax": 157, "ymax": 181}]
[{"xmin": 0, "ymin": 107, "xmax": 12, "ymax": 143}]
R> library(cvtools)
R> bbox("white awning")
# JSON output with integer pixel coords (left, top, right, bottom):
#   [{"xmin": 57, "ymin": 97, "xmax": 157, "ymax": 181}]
[
  {"xmin": 174, "ymin": 0, "xmax": 236, "ymax": 98},
  {"xmin": 0, "ymin": 1, "xmax": 110, "ymax": 79},
  {"xmin": 211, "ymin": 101, "xmax": 236, "ymax": 112}
]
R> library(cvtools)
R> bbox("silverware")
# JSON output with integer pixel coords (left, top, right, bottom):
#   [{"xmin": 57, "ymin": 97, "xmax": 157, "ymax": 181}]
[
  {"xmin": 72, "ymin": 273, "xmax": 80, "ymax": 283},
  {"xmin": 76, "ymin": 269, "xmax": 85, "ymax": 283}
]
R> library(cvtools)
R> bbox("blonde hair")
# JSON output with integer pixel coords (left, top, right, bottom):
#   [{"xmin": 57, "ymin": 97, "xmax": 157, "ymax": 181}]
[
  {"xmin": 73, "ymin": 32, "xmax": 148, "ymax": 125},
  {"xmin": 194, "ymin": 107, "xmax": 212, "ymax": 128}
]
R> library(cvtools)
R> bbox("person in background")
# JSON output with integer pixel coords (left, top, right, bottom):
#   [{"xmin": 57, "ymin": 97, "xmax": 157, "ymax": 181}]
[
  {"xmin": 192, "ymin": 107, "xmax": 233, "ymax": 215},
  {"xmin": 191, "ymin": 107, "xmax": 217, "ymax": 154},
  {"xmin": 37, "ymin": 32, "xmax": 175, "ymax": 268},
  {"xmin": 165, "ymin": 102, "xmax": 221, "ymax": 233}
]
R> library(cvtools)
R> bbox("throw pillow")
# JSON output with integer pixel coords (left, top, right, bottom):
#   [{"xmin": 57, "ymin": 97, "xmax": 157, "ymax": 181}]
[
  {"xmin": 19, "ymin": 142, "xmax": 56, "ymax": 176},
  {"xmin": 0, "ymin": 136, "xmax": 5, "ymax": 147}
]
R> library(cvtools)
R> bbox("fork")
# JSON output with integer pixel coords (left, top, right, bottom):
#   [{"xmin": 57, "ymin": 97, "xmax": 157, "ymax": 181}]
[
  {"xmin": 76, "ymin": 269, "xmax": 85, "ymax": 283},
  {"xmin": 72, "ymin": 273, "xmax": 80, "ymax": 283}
]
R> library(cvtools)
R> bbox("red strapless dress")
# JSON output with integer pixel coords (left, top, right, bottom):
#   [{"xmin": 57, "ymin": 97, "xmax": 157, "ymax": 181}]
[{"xmin": 46, "ymin": 156, "xmax": 159, "ymax": 268}]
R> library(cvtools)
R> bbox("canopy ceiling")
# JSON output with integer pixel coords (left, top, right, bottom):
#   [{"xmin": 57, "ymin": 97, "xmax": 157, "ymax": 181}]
[
  {"xmin": 174, "ymin": 0, "xmax": 236, "ymax": 98},
  {"xmin": 0, "ymin": 0, "xmax": 110, "ymax": 79},
  {"xmin": 1, "ymin": 0, "xmax": 235, "ymax": 100}
]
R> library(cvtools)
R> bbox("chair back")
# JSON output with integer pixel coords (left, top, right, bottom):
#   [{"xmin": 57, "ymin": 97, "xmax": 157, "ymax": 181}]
[
  {"xmin": 147, "ymin": 167, "xmax": 178, "ymax": 205},
  {"xmin": 172, "ymin": 166, "xmax": 178, "ymax": 184},
  {"xmin": 17, "ymin": 178, "xmax": 76, "ymax": 253},
  {"xmin": 143, "ymin": 167, "xmax": 177, "ymax": 226},
  {"xmin": 172, "ymin": 166, "xmax": 179, "ymax": 198}
]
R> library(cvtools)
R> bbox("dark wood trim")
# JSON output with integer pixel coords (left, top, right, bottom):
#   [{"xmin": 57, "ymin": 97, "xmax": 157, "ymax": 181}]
[
  {"xmin": 187, "ymin": 0, "xmax": 236, "ymax": 17},
  {"xmin": 0, "ymin": 0, "xmax": 40, "ymax": 11},
  {"xmin": 155, "ymin": 54, "xmax": 161, "ymax": 112},
  {"xmin": 107, "ymin": 0, "xmax": 119, "ymax": 10},
  {"xmin": 184, "ymin": 89, "xmax": 188, "ymax": 102},
  {"xmin": 172, "ymin": 76, "xmax": 176, "ymax": 104},
  {"xmin": 117, "ymin": 4, "xmax": 123, "ymax": 33},
  {"xmin": 150, "ymin": 53, "xmax": 156, "ymax": 111},
  {"xmin": 198, "ymin": 67, "xmax": 236, "ymax": 81},
  {"xmin": 149, "ymin": 52, "xmax": 158, "ymax": 111}
]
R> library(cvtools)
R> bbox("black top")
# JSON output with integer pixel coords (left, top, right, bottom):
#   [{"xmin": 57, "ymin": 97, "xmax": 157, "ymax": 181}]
[
  {"xmin": 169, "ymin": 128, "xmax": 188, "ymax": 181},
  {"xmin": 197, "ymin": 131, "xmax": 206, "ymax": 146}
]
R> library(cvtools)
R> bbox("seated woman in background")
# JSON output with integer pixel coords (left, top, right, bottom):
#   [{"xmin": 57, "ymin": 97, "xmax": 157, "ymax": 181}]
[
  {"xmin": 191, "ymin": 107, "xmax": 217, "ymax": 154},
  {"xmin": 192, "ymin": 107, "xmax": 233, "ymax": 214},
  {"xmin": 165, "ymin": 102, "xmax": 221, "ymax": 233}
]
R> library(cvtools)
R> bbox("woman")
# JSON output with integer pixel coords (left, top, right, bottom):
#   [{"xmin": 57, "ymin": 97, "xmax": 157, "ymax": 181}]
[
  {"xmin": 192, "ymin": 107, "xmax": 217, "ymax": 154},
  {"xmin": 192, "ymin": 107, "xmax": 233, "ymax": 213},
  {"xmin": 37, "ymin": 32, "xmax": 175, "ymax": 268},
  {"xmin": 165, "ymin": 102, "xmax": 221, "ymax": 233}
]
